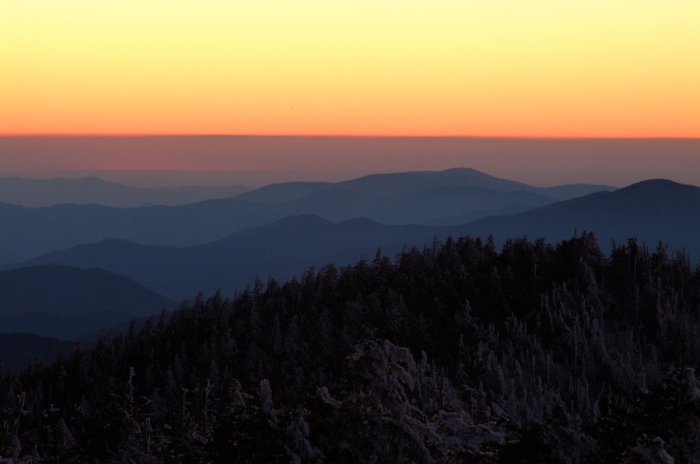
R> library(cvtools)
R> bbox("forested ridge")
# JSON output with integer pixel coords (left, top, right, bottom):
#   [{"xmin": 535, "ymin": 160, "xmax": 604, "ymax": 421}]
[{"xmin": 2, "ymin": 232, "xmax": 700, "ymax": 463}]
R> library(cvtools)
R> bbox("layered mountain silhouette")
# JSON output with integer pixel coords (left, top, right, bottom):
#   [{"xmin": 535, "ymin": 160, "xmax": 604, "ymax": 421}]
[
  {"xmin": 236, "ymin": 168, "xmax": 611, "ymax": 200},
  {"xmin": 460, "ymin": 179, "xmax": 700, "ymax": 258},
  {"xmin": 4, "ymin": 167, "xmax": 700, "ymax": 462},
  {"xmin": 0, "ymin": 168, "xmax": 613, "ymax": 264},
  {"xmin": 17, "ymin": 216, "xmax": 447, "ymax": 300},
  {"xmin": 0, "ymin": 176, "xmax": 251, "ymax": 208},
  {"xmin": 0, "ymin": 265, "xmax": 176, "ymax": 339},
  {"xmin": 14, "ymin": 179, "xmax": 700, "ymax": 301}
]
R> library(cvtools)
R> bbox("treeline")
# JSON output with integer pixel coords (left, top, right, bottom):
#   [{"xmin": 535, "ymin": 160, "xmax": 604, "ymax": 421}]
[{"xmin": 2, "ymin": 233, "xmax": 700, "ymax": 462}]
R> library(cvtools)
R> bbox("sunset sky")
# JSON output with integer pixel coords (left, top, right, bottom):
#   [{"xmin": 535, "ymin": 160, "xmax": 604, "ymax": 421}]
[{"xmin": 2, "ymin": 0, "xmax": 699, "ymax": 137}]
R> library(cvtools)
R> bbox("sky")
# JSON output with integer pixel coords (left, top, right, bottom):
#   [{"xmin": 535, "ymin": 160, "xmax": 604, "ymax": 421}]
[
  {"xmin": 2, "ymin": 137, "xmax": 700, "ymax": 188},
  {"xmin": 2, "ymin": 0, "xmax": 699, "ymax": 137}
]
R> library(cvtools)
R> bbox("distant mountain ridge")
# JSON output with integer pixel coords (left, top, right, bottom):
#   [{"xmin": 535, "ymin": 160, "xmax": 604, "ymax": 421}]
[
  {"xmin": 237, "ymin": 168, "xmax": 613, "ymax": 202},
  {"xmin": 0, "ymin": 176, "xmax": 252, "ymax": 208},
  {"xmin": 16, "ymin": 216, "xmax": 443, "ymax": 300},
  {"xmin": 268, "ymin": 184, "xmax": 556, "ymax": 224},
  {"xmin": 459, "ymin": 179, "xmax": 700, "ymax": 257},
  {"xmin": 12, "ymin": 179, "xmax": 700, "ymax": 301},
  {"xmin": 0, "ymin": 168, "xmax": 614, "ymax": 264}
]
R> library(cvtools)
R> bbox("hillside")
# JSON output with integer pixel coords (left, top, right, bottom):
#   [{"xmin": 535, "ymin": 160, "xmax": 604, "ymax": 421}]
[
  {"xmin": 0, "ymin": 333, "xmax": 70, "ymax": 370},
  {"xmin": 0, "ymin": 265, "xmax": 176, "ymax": 339},
  {"xmin": 461, "ymin": 179, "xmax": 700, "ymax": 258},
  {"xmin": 2, "ymin": 233, "xmax": 700, "ymax": 461},
  {"xmin": 17, "ymin": 216, "xmax": 444, "ymax": 300}
]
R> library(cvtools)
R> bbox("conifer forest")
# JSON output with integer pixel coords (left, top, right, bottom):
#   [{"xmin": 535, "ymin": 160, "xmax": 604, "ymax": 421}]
[{"xmin": 3, "ymin": 233, "xmax": 700, "ymax": 463}]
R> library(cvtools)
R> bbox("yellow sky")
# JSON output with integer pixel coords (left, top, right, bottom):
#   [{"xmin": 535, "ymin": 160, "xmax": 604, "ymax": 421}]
[{"xmin": 1, "ymin": 0, "xmax": 699, "ymax": 136}]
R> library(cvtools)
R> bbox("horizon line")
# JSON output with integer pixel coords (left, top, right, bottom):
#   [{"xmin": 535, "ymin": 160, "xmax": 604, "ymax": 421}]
[{"xmin": 2, "ymin": 134, "xmax": 700, "ymax": 140}]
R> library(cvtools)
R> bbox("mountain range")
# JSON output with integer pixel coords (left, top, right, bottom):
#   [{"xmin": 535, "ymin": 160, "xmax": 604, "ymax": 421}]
[
  {"xmin": 2, "ymin": 166, "xmax": 700, "ymax": 462},
  {"xmin": 3, "ymin": 168, "xmax": 699, "ymax": 345},
  {"xmin": 15, "ymin": 216, "xmax": 445, "ymax": 300},
  {"xmin": 0, "ymin": 168, "xmax": 613, "ymax": 264},
  {"xmin": 13, "ymin": 179, "xmax": 700, "ymax": 302},
  {"xmin": 461, "ymin": 179, "xmax": 700, "ymax": 257}
]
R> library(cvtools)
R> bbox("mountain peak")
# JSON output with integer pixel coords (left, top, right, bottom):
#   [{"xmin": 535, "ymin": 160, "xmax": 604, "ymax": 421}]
[
  {"xmin": 624, "ymin": 178, "xmax": 687, "ymax": 189},
  {"xmin": 615, "ymin": 179, "xmax": 698, "ymax": 200}
]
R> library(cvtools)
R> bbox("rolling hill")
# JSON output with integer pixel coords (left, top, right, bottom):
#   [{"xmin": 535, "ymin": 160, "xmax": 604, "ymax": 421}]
[
  {"xmin": 459, "ymin": 179, "xmax": 700, "ymax": 258},
  {"xmin": 0, "ymin": 168, "xmax": 613, "ymax": 264},
  {"xmin": 16, "ymin": 216, "xmax": 447, "ymax": 300},
  {"xmin": 13, "ymin": 180, "xmax": 700, "ymax": 302},
  {"xmin": 236, "ymin": 167, "xmax": 612, "ymax": 201},
  {"xmin": 0, "ymin": 265, "xmax": 177, "ymax": 339}
]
